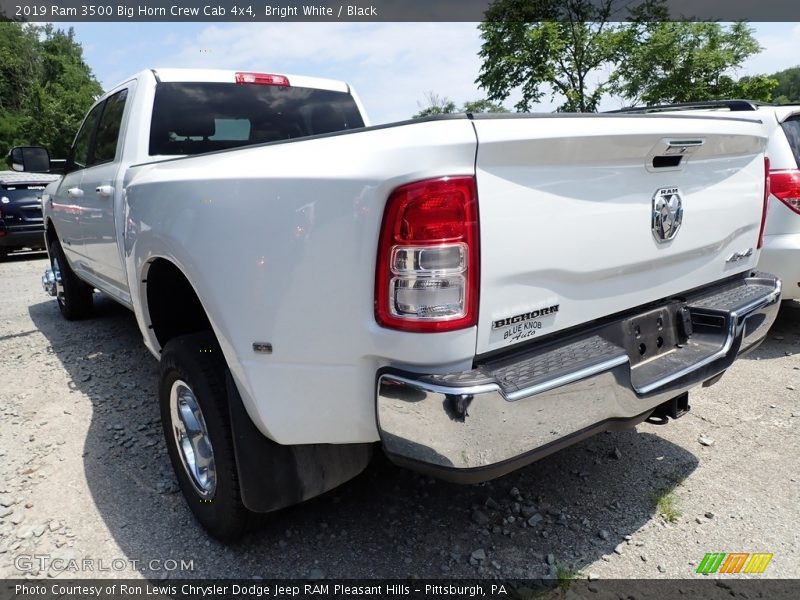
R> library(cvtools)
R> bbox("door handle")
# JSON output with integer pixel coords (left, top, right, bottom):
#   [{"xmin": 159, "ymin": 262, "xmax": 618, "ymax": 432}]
[
  {"xmin": 67, "ymin": 187, "xmax": 84, "ymax": 199},
  {"xmin": 96, "ymin": 185, "xmax": 114, "ymax": 197}
]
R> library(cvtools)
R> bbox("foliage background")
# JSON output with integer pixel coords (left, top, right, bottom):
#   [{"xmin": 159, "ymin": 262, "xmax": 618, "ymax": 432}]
[{"xmin": 0, "ymin": 21, "xmax": 102, "ymax": 158}]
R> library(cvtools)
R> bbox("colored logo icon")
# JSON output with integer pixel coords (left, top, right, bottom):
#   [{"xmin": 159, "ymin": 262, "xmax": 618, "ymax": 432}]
[{"xmin": 696, "ymin": 552, "xmax": 773, "ymax": 574}]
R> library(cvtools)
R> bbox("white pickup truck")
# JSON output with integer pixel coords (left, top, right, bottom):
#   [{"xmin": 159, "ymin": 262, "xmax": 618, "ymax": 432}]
[{"xmin": 16, "ymin": 68, "xmax": 780, "ymax": 540}]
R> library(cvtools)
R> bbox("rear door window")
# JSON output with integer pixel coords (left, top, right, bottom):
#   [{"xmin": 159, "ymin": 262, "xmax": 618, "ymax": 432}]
[
  {"xmin": 781, "ymin": 117, "xmax": 800, "ymax": 167},
  {"xmin": 70, "ymin": 102, "xmax": 104, "ymax": 170},
  {"xmin": 149, "ymin": 82, "xmax": 365, "ymax": 156},
  {"xmin": 91, "ymin": 89, "xmax": 129, "ymax": 165}
]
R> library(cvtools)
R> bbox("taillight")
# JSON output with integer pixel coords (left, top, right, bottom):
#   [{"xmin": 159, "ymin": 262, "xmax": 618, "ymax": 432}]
[
  {"xmin": 235, "ymin": 72, "xmax": 289, "ymax": 86},
  {"xmin": 770, "ymin": 168, "xmax": 800, "ymax": 215},
  {"xmin": 758, "ymin": 157, "xmax": 770, "ymax": 249},
  {"xmin": 375, "ymin": 176, "xmax": 479, "ymax": 332}
]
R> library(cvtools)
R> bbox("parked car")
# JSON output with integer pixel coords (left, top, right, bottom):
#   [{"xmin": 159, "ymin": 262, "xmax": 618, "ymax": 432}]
[
  {"xmin": 0, "ymin": 170, "xmax": 60, "ymax": 260},
  {"xmin": 609, "ymin": 100, "xmax": 800, "ymax": 301},
  {"xmin": 13, "ymin": 70, "xmax": 780, "ymax": 540}
]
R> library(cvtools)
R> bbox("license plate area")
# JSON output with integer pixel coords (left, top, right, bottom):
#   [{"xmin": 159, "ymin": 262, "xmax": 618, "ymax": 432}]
[{"xmin": 623, "ymin": 303, "xmax": 686, "ymax": 367}]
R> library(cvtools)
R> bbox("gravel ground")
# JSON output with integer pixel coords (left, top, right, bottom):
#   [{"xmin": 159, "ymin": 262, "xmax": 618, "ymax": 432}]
[{"xmin": 1, "ymin": 253, "xmax": 798, "ymax": 580}]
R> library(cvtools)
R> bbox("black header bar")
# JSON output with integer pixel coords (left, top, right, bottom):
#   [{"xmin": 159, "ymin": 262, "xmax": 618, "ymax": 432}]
[{"xmin": 2, "ymin": 0, "xmax": 800, "ymax": 22}]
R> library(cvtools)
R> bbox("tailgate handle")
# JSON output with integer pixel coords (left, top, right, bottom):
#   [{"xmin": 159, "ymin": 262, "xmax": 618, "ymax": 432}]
[
  {"xmin": 653, "ymin": 155, "xmax": 683, "ymax": 169},
  {"xmin": 66, "ymin": 187, "xmax": 83, "ymax": 199},
  {"xmin": 647, "ymin": 138, "xmax": 705, "ymax": 172}
]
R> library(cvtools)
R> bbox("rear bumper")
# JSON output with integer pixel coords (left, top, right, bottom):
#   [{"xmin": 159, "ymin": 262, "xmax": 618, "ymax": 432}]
[
  {"xmin": 376, "ymin": 272, "xmax": 780, "ymax": 482},
  {"xmin": 759, "ymin": 233, "xmax": 800, "ymax": 300},
  {"xmin": 0, "ymin": 228, "xmax": 45, "ymax": 250}
]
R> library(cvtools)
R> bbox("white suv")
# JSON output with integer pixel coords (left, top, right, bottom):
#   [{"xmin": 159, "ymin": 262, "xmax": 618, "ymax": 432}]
[
  {"xmin": 610, "ymin": 100, "xmax": 800, "ymax": 301},
  {"xmin": 760, "ymin": 106, "xmax": 800, "ymax": 300}
]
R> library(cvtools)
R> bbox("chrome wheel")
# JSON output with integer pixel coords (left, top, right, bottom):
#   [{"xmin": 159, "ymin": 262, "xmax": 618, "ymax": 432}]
[
  {"xmin": 51, "ymin": 256, "xmax": 65, "ymax": 306},
  {"xmin": 169, "ymin": 380, "xmax": 217, "ymax": 498}
]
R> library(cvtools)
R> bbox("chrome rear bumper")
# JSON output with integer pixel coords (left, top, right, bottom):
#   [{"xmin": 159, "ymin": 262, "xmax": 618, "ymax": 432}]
[{"xmin": 376, "ymin": 273, "xmax": 781, "ymax": 482}]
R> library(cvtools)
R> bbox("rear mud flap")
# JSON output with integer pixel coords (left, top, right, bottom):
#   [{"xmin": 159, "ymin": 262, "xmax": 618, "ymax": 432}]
[{"xmin": 226, "ymin": 371, "xmax": 373, "ymax": 513}]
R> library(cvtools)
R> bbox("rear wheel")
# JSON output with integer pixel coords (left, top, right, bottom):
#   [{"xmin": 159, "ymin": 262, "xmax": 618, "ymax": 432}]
[
  {"xmin": 159, "ymin": 332, "xmax": 254, "ymax": 540},
  {"xmin": 50, "ymin": 239, "xmax": 93, "ymax": 320}
]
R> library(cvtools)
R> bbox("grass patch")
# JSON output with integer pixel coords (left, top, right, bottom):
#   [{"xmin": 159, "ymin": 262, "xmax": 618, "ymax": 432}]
[
  {"xmin": 555, "ymin": 565, "xmax": 581, "ymax": 593},
  {"xmin": 651, "ymin": 471, "xmax": 683, "ymax": 523},
  {"xmin": 654, "ymin": 489, "xmax": 682, "ymax": 523}
]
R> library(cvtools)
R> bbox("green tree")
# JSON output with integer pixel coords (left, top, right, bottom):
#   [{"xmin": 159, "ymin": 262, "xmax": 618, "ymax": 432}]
[
  {"xmin": 477, "ymin": 1, "xmax": 771, "ymax": 112},
  {"xmin": 413, "ymin": 92, "xmax": 458, "ymax": 118},
  {"xmin": 0, "ymin": 21, "xmax": 40, "ymax": 149},
  {"xmin": 769, "ymin": 66, "xmax": 800, "ymax": 104},
  {"xmin": 413, "ymin": 93, "xmax": 509, "ymax": 118},
  {"xmin": 613, "ymin": 22, "xmax": 776, "ymax": 105},
  {"xmin": 0, "ymin": 22, "xmax": 101, "ymax": 158},
  {"xmin": 733, "ymin": 74, "xmax": 781, "ymax": 104},
  {"xmin": 0, "ymin": 22, "xmax": 38, "ymax": 111},
  {"xmin": 477, "ymin": 0, "xmax": 667, "ymax": 112},
  {"xmin": 461, "ymin": 99, "xmax": 509, "ymax": 114}
]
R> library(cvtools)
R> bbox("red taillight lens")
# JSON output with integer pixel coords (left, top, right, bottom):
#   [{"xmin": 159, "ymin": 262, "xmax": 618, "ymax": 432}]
[
  {"xmin": 758, "ymin": 157, "xmax": 771, "ymax": 249},
  {"xmin": 235, "ymin": 72, "xmax": 290, "ymax": 86},
  {"xmin": 375, "ymin": 176, "xmax": 479, "ymax": 333},
  {"xmin": 770, "ymin": 168, "xmax": 800, "ymax": 215}
]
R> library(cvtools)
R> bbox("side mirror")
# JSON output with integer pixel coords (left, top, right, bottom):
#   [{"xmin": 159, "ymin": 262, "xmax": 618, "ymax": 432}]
[{"xmin": 7, "ymin": 146, "xmax": 52, "ymax": 173}]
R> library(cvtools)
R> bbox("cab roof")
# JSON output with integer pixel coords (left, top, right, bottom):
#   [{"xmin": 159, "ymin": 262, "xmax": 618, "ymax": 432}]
[{"xmin": 150, "ymin": 68, "xmax": 350, "ymax": 94}]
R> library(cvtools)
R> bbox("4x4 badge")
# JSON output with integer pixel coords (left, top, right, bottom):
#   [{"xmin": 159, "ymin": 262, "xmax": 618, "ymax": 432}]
[{"xmin": 652, "ymin": 187, "xmax": 683, "ymax": 243}]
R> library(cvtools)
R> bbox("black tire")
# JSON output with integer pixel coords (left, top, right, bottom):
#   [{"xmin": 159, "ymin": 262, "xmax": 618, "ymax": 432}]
[
  {"xmin": 50, "ymin": 238, "xmax": 93, "ymax": 320},
  {"xmin": 0, "ymin": 248, "xmax": 8, "ymax": 261},
  {"xmin": 159, "ymin": 332, "xmax": 253, "ymax": 540}
]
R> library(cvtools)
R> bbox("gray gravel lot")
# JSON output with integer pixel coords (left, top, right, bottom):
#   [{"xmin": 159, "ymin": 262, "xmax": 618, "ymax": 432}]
[{"xmin": 1, "ymin": 253, "xmax": 798, "ymax": 580}]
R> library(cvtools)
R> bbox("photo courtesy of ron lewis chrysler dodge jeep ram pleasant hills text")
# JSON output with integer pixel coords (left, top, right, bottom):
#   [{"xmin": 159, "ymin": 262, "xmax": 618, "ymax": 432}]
[{"xmin": 10, "ymin": 68, "xmax": 780, "ymax": 540}]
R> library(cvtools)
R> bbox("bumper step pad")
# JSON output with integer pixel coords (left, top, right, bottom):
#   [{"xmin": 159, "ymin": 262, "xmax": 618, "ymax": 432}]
[
  {"xmin": 414, "ymin": 273, "xmax": 780, "ymax": 401},
  {"xmin": 488, "ymin": 336, "xmax": 625, "ymax": 397},
  {"xmin": 419, "ymin": 336, "xmax": 624, "ymax": 398},
  {"xmin": 688, "ymin": 274, "xmax": 778, "ymax": 313}
]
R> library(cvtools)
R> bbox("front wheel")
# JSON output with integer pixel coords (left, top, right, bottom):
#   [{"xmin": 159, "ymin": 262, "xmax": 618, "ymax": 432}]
[
  {"xmin": 50, "ymin": 238, "xmax": 93, "ymax": 320},
  {"xmin": 159, "ymin": 332, "xmax": 254, "ymax": 540}
]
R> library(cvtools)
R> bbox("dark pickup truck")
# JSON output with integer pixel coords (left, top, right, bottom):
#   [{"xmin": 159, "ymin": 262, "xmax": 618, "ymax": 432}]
[{"xmin": 0, "ymin": 171, "xmax": 60, "ymax": 260}]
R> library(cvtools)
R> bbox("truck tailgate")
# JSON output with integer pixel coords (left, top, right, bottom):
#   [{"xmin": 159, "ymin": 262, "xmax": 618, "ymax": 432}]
[{"xmin": 473, "ymin": 114, "xmax": 768, "ymax": 355}]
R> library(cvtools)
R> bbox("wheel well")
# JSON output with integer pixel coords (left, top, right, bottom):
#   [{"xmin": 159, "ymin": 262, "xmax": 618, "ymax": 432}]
[
  {"xmin": 145, "ymin": 259, "xmax": 213, "ymax": 350},
  {"xmin": 45, "ymin": 219, "xmax": 58, "ymax": 249}
]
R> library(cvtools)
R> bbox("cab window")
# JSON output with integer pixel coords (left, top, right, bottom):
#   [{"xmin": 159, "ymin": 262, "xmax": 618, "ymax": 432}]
[
  {"xmin": 149, "ymin": 82, "xmax": 365, "ymax": 156},
  {"xmin": 91, "ymin": 89, "xmax": 128, "ymax": 166},
  {"xmin": 70, "ymin": 102, "xmax": 104, "ymax": 170}
]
